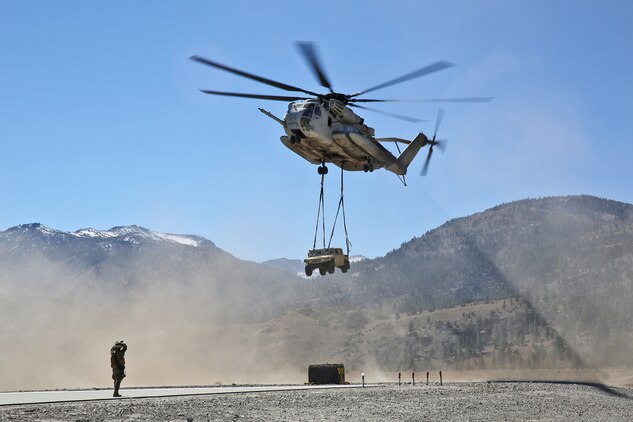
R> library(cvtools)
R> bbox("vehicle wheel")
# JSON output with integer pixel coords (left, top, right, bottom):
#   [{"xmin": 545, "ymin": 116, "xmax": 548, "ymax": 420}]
[
  {"xmin": 369, "ymin": 164, "xmax": 374, "ymax": 172},
  {"xmin": 363, "ymin": 164, "xmax": 369, "ymax": 173},
  {"xmin": 305, "ymin": 266, "xmax": 313, "ymax": 276},
  {"xmin": 319, "ymin": 267, "xmax": 326, "ymax": 276},
  {"xmin": 317, "ymin": 166, "xmax": 323, "ymax": 175},
  {"xmin": 341, "ymin": 266, "xmax": 348, "ymax": 273},
  {"xmin": 323, "ymin": 165, "xmax": 328, "ymax": 174},
  {"xmin": 327, "ymin": 263, "xmax": 335, "ymax": 274}
]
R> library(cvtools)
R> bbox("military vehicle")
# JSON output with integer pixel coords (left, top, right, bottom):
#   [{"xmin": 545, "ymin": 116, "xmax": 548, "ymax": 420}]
[{"xmin": 304, "ymin": 248, "xmax": 350, "ymax": 276}]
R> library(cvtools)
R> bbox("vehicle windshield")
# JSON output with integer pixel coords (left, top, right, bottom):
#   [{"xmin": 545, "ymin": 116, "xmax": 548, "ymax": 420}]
[{"xmin": 308, "ymin": 248, "xmax": 336, "ymax": 257}]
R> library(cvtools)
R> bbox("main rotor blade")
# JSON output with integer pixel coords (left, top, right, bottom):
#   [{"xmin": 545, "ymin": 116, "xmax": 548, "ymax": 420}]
[
  {"xmin": 296, "ymin": 42, "xmax": 334, "ymax": 92},
  {"xmin": 421, "ymin": 147, "xmax": 433, "ymax": 176},
  {"xmin": 350, "ymin": 97, "xmax": 493, "ymax": 103},
  {"xmin": 199, "ymin": 90, "xmax": 309, "ymax": 102},
  {"xmin": 351, "ymin": 61, "xmax": 455, "ymax": 97},
  {"xmin": 433, "ymin": 108, "xmax": 445, "ymax": 140},
  {"xmin": 349, "ymin": 104, "xmax": 425, "ymax": 123},
  {"xmin": 190, "ymin": 55, "xmax": 320, "ymax": 96}
]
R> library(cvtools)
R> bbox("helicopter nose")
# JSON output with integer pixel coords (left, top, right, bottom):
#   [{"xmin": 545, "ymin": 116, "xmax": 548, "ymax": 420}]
[{"xmin": 285, "ymin": 111, "xmax": 301, "ymax": 129}]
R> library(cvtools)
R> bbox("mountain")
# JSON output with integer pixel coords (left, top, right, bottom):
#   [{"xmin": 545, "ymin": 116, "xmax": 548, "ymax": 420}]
[
  {"xmin": 262, "ymin": 258, "xmax": 305, "ymax": 275},
  {"xmin": 0, "ymin": 223, "xmax": 215, "ymax": 272},
  {"xmin": 0, "ymin": 223, "xmax": 212, "ymax": 254},
  {"xmin": 2, "ymin": 195, "xmax": 632, "ymax": 390},
  {"xmin": 0, "ymin": 223, "xmax": 306, "ymax": 319},
  {"xmin": 241, "ymin": 195, "xmax": 633, "ymax": 373},
  {"xmin": 314, "ymin": 195, "xmax": 633, "ymax": 370},
  {"xmin": 335, "ymin": 195, "xmax": 633, "ymax": 310}
]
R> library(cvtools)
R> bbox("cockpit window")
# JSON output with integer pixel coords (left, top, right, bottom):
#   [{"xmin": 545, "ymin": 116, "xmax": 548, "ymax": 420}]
[
  {"xmin": 314, "ymin": 106, "xmax": 321, "ymax": 117},
  {"xmin": 302, "ymin": 105, "xmax": 314, "ymax": 118}
]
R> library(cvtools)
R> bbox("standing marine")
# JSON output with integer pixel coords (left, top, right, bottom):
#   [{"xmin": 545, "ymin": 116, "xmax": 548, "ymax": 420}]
[{"xmin": 110, "ymin": 340, "xmax": 127, "ymax": 397}]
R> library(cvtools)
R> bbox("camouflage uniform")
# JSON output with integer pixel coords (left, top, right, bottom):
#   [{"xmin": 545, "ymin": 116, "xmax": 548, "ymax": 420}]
[{"xmin": 110, "ymin": 341, "xmax": 127, "ymax": 397}]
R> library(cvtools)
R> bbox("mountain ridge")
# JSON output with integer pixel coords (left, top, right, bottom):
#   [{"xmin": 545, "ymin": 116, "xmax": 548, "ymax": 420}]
[
  {"xmin": 1, "ymin": 222, "xmax": 214, "ymax": 247},
  {"xmin": 342, "ymin": 195, "xmax": 633, "ymax": 309},
  {"xmin": 2, "ymin": 194, "xmax": 632, "ymax": 390}
]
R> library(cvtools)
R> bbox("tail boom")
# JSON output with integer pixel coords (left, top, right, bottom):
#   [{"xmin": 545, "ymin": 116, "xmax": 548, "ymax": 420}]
[{"xmin": 386, "ymin": 132, "xmax": 428, "ymax": 175}]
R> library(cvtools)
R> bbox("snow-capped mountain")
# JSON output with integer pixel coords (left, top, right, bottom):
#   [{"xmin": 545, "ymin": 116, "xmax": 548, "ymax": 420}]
[
  {"xmin": 71, "ymin": 225, "xmax": 209, "ymax": 247},
  {"xmin": 6, "ymin": 223, "xmax": 209, "ymax": 245},
  {"xmin": 0, "ymin": 222, "xmax": 305, "ymax": 299},
  {"xmin": 0, "ymin": 223, "xmax": 212, "ymax": 251},
  {"xmin": 0, "ymin": 223, "xmax": 225, "ymax": 277}
]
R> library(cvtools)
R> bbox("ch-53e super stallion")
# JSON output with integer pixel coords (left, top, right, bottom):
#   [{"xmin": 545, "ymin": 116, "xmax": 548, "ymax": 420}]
[{"xmin": 191, "ymin": 42, "xmax": 491, "ymax": 183}]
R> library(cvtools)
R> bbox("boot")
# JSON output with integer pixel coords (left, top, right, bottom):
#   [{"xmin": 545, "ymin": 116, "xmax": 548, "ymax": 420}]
[{"xmin": 113, "ymin": 379, "xmax": 122, "ymax": 397}]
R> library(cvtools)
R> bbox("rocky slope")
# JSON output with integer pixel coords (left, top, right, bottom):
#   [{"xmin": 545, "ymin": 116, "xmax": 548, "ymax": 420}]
[{"xmin": 345, "ymin": 195, "xmax": 633, "ymax": 311}]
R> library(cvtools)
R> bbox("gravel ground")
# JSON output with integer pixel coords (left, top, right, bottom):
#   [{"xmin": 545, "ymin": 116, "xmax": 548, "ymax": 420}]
[{"xmin": 1, "ymin": 382, "xmax": 632, "ymax": 421}]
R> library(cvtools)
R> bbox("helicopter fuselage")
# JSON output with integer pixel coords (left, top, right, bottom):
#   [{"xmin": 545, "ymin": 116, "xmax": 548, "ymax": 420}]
[{"xmin": 279, "ymin": 99, "xmax": 419, "ymax": 174}]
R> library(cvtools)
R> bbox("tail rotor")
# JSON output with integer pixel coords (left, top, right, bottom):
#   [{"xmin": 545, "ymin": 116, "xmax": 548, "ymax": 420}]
[{"xmin": 421, "ymin": 109, "xmax": 448, "ymax": 176}]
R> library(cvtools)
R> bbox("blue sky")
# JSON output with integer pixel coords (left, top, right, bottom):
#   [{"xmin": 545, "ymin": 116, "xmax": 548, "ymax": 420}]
[{"xmin": 1, "ymin": 1, "xmax": 632, "ymax": 261}]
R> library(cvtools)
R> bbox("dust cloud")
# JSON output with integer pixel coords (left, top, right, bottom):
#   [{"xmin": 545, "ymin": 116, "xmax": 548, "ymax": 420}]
[{"xmin": 0, "ymin": 252, "xmax": 307, "ymax": 391}]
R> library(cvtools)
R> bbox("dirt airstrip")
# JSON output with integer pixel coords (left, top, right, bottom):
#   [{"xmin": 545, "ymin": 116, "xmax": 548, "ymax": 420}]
[{"xmin": 1, "ymin": 381, "xmax": 632, "ymax": 421}]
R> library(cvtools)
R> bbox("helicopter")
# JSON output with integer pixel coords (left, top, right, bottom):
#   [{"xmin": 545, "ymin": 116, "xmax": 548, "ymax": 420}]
[{"xmin": 191, "ymin": 43, "xmax": 491, "ymax": 179}]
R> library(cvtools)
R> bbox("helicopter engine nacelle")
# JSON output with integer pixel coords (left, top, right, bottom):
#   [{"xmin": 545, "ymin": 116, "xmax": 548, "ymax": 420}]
[
  {"xmin": 328, "ymin": 99, "xmax": 363, "ymax": 125},
  {"xmin": 328, "ymin": 99, "xmax": 346, "ymax": 116}
]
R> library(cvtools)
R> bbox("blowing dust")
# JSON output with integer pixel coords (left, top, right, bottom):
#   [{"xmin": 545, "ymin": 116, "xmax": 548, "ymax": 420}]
[
  {"xmin": 2, "ymin": 236, "xmax": 633, "ymax": 391},
  {"xmin": 0, "ymin": 253, "xmax": 307, "ymax": 391}
]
